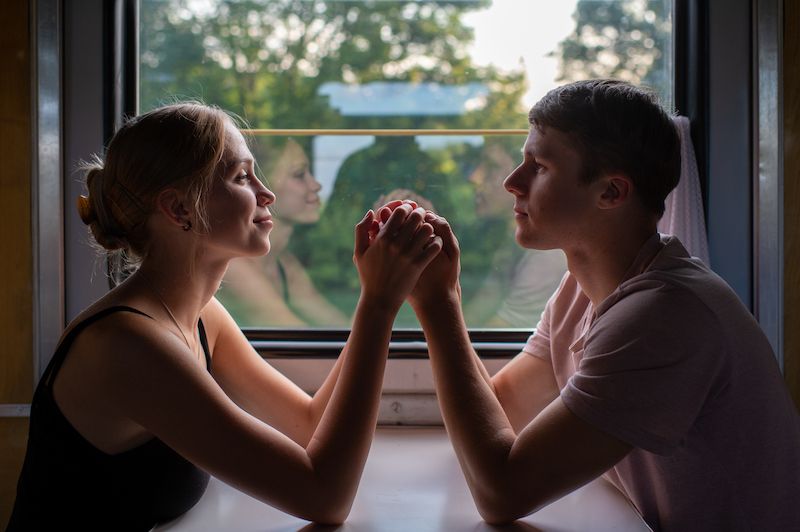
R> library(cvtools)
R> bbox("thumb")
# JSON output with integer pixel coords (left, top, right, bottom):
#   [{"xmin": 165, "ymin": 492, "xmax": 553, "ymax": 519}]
[{"xmin": 354, "ymin": 210, "xmax": 374, "ymax": 257}]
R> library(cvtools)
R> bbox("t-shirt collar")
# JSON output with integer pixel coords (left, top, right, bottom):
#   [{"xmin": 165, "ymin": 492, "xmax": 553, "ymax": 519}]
[{"xmin": 593, "ymin": 233, "xmax": 666, "ymax": 319}]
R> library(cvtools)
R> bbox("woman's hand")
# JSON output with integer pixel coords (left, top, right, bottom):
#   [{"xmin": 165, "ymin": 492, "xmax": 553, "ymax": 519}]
[
  {"xmin": 353, "ymin": 204, "xmax": 442, "ymax": 312},
  {"xmin": 373, "ymin": 202, "xmax": 462, "ymax": 310}
]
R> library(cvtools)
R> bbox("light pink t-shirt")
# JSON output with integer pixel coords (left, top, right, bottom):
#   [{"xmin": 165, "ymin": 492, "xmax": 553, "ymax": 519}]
[{"xmin": 524, "ymin": 234, "xmax": 800, "ymax": 531}]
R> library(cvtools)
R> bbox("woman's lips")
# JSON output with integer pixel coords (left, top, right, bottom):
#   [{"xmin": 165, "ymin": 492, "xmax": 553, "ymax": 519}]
[{"xmin": 253, "ymin": 215, "xmax": 274, "ymax": 228}]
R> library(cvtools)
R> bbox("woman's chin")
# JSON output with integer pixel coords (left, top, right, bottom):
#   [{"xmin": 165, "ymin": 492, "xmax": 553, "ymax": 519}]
[{"xmin": 246, "ymin": 240, "xmax": 271, "ymax": 257}]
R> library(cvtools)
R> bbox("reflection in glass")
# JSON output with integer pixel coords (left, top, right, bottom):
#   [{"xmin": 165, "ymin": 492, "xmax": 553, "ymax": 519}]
[
  {"xmin": 217, "ymin": 138, "xmax": 349, "ymax": 326},
  {"xmin": 139, "ymin": 0, "xmax": 673, "ymax": 329},
  {"xmin": 462, "ymin": 141, "xmax": 567, "ymax": 327}
]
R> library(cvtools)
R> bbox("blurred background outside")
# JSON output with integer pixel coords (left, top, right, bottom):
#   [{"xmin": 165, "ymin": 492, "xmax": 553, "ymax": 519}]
[{"xmin": 139, "ymin": 0, "xmax": 674, "ymax": 328}]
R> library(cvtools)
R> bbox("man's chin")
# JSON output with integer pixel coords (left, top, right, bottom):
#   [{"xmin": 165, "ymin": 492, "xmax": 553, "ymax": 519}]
[{"xmin": 514, "ymin": 230, "xmax": 552, "ymax": 251}]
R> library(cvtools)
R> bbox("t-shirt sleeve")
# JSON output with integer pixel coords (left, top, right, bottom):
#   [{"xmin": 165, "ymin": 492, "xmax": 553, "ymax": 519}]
[
  {"xmin": 560, "ymin": 279, "xmax": 722, "ymax": 455},
  {"xmin": 522, "ymin": 304, "xmax": 551, "ymax": 361}
]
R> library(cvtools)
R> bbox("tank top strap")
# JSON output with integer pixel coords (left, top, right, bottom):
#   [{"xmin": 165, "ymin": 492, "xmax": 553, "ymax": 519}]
[
  {"xmin": 41, "ymin": 306, "xmax": 154, "ymax": 388},
  {"xmin": 197, "ymin": 318, "xmax": 212, "ymax": 371}
]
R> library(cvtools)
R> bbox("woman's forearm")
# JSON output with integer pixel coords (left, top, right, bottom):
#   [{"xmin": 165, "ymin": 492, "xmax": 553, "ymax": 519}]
[{"xmin": 302, "ymin": 295, "xmax": 396, "ymax": 517}]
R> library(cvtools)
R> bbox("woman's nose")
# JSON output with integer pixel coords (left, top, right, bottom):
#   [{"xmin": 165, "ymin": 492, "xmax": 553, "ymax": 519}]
[
  {"xmin": 307, "ymin": 172, "xmax": 322, "ymax": 192},
  {"xmin": 257, "ymin": 182, "xmax": 276, "ymax": 206}
]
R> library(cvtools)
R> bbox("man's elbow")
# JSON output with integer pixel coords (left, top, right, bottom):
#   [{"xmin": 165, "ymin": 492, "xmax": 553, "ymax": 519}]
[{"xmin": 475, "ymin": 487, "xmax": 545, "ymax": 526}]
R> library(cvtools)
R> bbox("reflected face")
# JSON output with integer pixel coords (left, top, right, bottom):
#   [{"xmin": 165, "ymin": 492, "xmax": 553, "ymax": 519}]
[
  {"xmin": 205, "ymin": 124, "xmax": 276, "ymax": 258},
  {"xmin": 502, "ymin": 127, "xmax": 596, "ymax": 250},
  {"xmin": 468, "ymin": 144, "xmax": 517, "ymax": 217},
  {"xmin": 269, "ymin": 140, "xmax": 322, "ymax": 225}
]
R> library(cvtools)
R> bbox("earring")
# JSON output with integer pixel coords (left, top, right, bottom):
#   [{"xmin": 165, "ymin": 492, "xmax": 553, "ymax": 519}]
[{"xmin": 182, "ymin": 220, "xmax": 192, "ymax": 231}]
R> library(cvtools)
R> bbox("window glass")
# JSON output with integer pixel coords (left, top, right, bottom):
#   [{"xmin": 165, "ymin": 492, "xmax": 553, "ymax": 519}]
[{"xmin": 140, "ymin": 0, "xmax": 673, "ymax": 329}]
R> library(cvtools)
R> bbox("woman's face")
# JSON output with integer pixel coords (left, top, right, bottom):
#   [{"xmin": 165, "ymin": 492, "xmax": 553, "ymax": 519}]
[
  {"xmin": 204, "ymin": 124, "xmax": 276, "ymax": 258},
  {"xmin": 269, "ymin": 140, "xmax": 322, "ymax": 225}
]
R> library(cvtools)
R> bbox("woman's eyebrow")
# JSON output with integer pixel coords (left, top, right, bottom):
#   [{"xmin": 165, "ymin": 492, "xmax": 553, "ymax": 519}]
[{"xmin": 223, "ymin": 157, "xmax": 254, "ymax": 169}]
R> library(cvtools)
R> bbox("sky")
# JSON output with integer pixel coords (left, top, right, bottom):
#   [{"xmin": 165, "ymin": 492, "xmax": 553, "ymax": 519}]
[
  {"xmin": 313, "ymin": 0, "xmax": 582, "ymax": 199},
  {"xmin": 461, "ymin": 0, "xmax": 579, "ymax": 108}
]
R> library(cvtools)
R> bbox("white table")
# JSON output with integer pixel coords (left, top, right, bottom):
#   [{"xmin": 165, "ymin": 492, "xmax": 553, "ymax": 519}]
[{"xmin": 156, "ymin": 427, "xmax": 651, "ymax": 532}]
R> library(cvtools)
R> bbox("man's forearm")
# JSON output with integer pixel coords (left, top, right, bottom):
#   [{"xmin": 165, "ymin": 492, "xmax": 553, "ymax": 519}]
[{"xmin": 416, "ymin": 297, "xmax": 516, "ymax": 489}]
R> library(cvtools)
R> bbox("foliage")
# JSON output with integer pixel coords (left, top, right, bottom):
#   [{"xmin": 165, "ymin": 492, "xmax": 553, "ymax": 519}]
[
  {"xmin": 550, "ymin": 0, "xmax": 673, "ymax": 105},
  {"xmin": 139, "ymin": 0, "xmax": 673, "ymax": 326}
]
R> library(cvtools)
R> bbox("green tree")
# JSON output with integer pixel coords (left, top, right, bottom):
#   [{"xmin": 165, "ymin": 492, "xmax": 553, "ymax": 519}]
[
  {"xmin": 550, "ymin": 0, "xmax": 673, "ymax": 104},
  {"xmin": 140, "ymin": 0, "xmax": 530, "ymax": 325}
]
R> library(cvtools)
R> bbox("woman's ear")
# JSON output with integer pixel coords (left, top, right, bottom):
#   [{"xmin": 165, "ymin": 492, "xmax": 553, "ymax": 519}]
[
  {"xmin": 156, "ymin": 188, "xmax": 192, "ymax": 229},
  {"xmin": 597, "ymin": 175, "xmax": 632, "ymax": 210}
]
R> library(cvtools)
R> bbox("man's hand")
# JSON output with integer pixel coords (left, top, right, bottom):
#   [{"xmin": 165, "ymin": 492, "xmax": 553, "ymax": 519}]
[
  {"xmin": 353, "ymin": 204, "xmax": 442, "ymax": 312},
  {"xmin": 407, "ymin": 212, "xmax": 462, "ymax": 310}
]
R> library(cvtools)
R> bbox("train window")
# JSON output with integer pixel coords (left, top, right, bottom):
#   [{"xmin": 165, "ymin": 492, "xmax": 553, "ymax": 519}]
[{"xmin": 139, "ymin": 0, "xmax": 673, "ymax": 331}]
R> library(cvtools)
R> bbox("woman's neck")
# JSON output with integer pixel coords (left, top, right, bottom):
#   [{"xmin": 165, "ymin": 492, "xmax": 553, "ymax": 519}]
[{"xmin": 132, "ymin": 250, "xmax": 228, "ymax": 330}]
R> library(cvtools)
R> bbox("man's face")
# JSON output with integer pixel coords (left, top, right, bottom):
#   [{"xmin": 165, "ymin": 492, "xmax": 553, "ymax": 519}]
[{"xmin": 503, "ymin": 126, "xmax": 597, "ymax": 250}]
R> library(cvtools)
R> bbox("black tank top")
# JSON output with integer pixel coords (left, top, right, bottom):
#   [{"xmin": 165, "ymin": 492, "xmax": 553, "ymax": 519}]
[{"xmin": 8, "ymin": 306, "xmax": 212, "ymax": 531}]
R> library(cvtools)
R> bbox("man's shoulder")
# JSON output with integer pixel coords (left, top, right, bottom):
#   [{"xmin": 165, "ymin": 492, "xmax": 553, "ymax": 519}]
[{"xmin": 594, "ymin": 264, "xmax": 728, "ymax": 344}]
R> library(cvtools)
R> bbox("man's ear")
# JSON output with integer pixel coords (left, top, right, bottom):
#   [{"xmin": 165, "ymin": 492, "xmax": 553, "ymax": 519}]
[
  {"xmin": 155, "ymin": 188, "xmax": 191, "ymax": 228},
  {"xmin": 597, "ymin": 175, "xmax": 632, "ymax": 209}
]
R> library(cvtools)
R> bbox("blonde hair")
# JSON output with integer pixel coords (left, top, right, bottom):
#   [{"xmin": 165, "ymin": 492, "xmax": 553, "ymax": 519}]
[{"xmin": 78, "ymin": 102, "xmax": 235, "ymax": 260}]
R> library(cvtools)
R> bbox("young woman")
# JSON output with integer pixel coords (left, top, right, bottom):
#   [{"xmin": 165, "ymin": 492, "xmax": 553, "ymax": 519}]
[
  {"xmin": 220, "ymin": 137, "xmax": 349, "ymax": 326},
  {"xmin": 8, "ymin": 103, "xmax": 441, "ymax": 530}
]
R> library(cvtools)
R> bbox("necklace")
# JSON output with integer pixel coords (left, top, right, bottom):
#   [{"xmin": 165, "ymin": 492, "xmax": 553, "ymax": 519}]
[{"xmin": 139, "ymin": 270, "xmax": 200, "ymax": 361}]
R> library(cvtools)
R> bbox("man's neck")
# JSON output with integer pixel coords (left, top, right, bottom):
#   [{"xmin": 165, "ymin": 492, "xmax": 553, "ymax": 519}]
[{"xmin": 565, "ymin": 228, "xmax": 657, "ymax": 308}]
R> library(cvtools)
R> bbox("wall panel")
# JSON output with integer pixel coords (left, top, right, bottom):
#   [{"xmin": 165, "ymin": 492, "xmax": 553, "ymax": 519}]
[
  {"xmin": 0, "ymin": 0, "xmax": 33, "ymax": 526},
  {"xmin": 785, "ymin": 0, "xmax": 799, "ymax": 409}
]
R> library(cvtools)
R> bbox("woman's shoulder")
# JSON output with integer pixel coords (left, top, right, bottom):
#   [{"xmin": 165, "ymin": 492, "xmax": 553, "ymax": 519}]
[
  {"xmin": 61, "ymin": 294, "xmax": 150, "ymax": 343},
  {"xmin": 198, "ymin": 295, "xmax": 241, "ymax": 351},
  {"xmin": 64, "ymin": 301, "xmax": 166, "ymax": 367}
]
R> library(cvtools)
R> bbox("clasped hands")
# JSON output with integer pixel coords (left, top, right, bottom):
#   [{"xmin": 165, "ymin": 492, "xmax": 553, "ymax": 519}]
[{"xmin": 353, "ymin": 199, "xmax": 460, "ymax": 313}]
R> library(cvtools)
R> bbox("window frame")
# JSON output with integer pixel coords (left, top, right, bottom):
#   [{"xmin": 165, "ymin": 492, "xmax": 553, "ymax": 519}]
[{"xmin": 47, "ymin": 0, "xmax": 783, "ymax": 405}]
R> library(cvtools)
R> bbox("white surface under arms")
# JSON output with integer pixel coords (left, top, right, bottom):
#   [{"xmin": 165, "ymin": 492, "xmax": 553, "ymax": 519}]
[{"xmin": 155, "ymin": 427, "xmax": 651, "ymax": 532}]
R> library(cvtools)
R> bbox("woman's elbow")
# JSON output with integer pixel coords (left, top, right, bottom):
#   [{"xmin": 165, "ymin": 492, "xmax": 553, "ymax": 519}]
[
  {"xmin": 307, "ymin": 510, "xmax": 348, "ymax": 527},
  {"xmin": 477, "ymin": 503, "xmax": 524, "ymax": 526},
  {"xmin": 291, "ymin": 502, "xmax": 350, "ymax": 526},
  {"xmin": 300, "ymin": 487, "xmax": 355, "ymax": 525}
]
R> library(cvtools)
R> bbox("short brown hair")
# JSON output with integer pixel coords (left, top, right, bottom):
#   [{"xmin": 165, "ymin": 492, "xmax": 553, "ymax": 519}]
[{"xmin": 528, "ymin": 79, "xmax": 680, "ymax": 217}]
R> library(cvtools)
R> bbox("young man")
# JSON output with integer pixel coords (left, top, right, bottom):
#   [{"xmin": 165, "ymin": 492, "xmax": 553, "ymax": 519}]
[{"xmin": 406, "ymin": 80, "xmax": 800, "ymax": 530}]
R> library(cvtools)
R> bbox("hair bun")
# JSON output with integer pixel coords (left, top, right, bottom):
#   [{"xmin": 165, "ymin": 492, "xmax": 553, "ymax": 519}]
[{"xmin": 76, "ymin": 194, "xmax": 96, "ymax": 225}]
